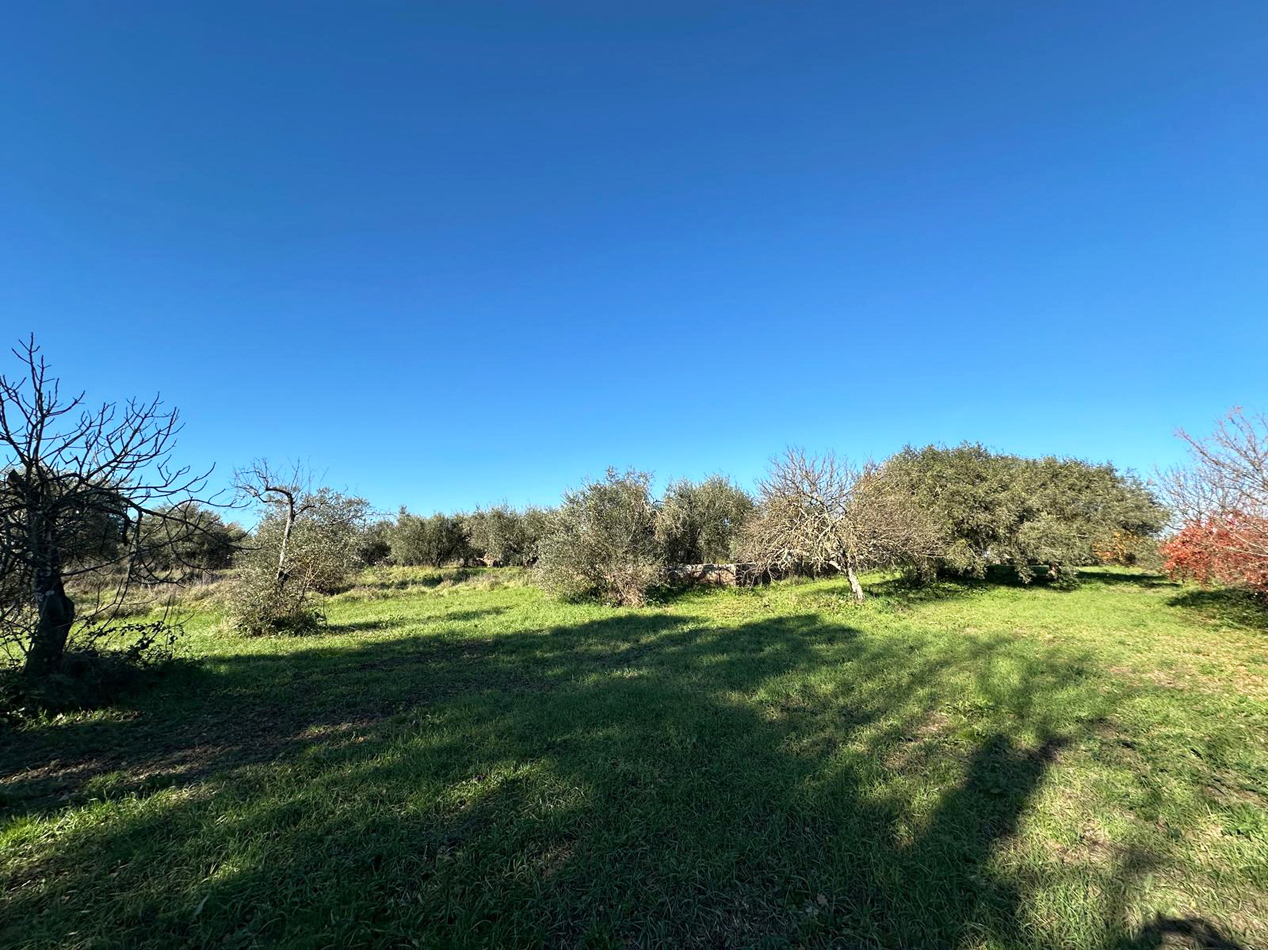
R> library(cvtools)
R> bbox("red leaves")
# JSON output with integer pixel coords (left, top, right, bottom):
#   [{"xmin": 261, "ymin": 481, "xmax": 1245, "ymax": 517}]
[{"xmin": 1162, "ymin": 513, "xmax": 1268, "ymax": 596}]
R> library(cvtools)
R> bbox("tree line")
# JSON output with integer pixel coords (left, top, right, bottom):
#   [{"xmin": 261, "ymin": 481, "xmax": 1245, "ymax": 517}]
[{"xmin": 1, "ymin": 335, "xmax": 1261, "ymax": 692}]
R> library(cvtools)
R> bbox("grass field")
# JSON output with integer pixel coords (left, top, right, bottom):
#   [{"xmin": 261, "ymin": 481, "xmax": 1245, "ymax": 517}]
[{"xmin": 1, "ymin": 567, "xmax": 1266, "ymax": 949}]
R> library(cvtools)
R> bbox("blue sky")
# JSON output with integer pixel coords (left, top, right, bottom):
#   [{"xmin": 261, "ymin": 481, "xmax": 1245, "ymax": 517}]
[{"xmin": 3, "ymin": 2, "xmax": 1265, "ymax": 514}]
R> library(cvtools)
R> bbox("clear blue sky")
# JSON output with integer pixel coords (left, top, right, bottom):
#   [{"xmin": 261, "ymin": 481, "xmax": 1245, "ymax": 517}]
[{"xmin": 3, "ymin": 2, "xmax": 1265, "ymax": 514}]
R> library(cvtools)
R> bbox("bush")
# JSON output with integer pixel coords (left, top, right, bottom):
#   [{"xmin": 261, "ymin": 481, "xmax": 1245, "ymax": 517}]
[
  {"xmin": 535, "ymin": 469, "xmax": 662, "ymax": 606},
  {"xmin": 1162, "ymin": 518, "xmax": 1268, "ymax": 596},
  {"xmin": 225, "ymin": 488, "xmax": 369, "ymax": 635},
  {"xmin": 390, "ymin": 510, "xmax": 470, "ymax": 567},
  {"xmin": 223, "ymin": 560, "xmax": 326, "ymax": 636},
  {"xmin": 1162, "ymin": 409, "xmax": 1268, "ymax": 599},
  {"xmin": 655, "ymin": 476, "xmax": 755, "ymax": 564}
]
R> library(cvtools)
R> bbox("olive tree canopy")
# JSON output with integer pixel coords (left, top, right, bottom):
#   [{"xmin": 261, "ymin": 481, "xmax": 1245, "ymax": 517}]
[{"xmin": 877, "ymin": 444, "xmax": 1167, "ymax": 582}]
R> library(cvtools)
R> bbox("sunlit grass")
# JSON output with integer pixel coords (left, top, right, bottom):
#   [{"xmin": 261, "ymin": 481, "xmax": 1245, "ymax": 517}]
[{"xmin": 2, "ymin": 567, "xmax": 1265, "ymax": 948}]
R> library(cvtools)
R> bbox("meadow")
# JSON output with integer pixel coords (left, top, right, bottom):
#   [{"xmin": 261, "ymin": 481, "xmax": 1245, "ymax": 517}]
[{"xmin": 1, "ymin": 567, "xmax": 1266, "ymax": 949}]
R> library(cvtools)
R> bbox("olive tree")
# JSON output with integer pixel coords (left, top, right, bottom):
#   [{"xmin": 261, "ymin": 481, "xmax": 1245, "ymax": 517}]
[
  {"xmin": 356, "ymin": 518, "xmax": 395, "ymax": 567},
  {"xmin": 655, "ymin": 475, "xmax": 755, "ymax": 564},
  {"xmin": 466, "ymin": 504, "xmax": 550, "ymax": 566},
  {"xmin": 517, "ymin": 505, "xmax": 552, "ymax": 566},
  {"xmin": 0, "ymin": 336, "xmax": 221, "ymax": 678},
  {"xmin": 535, "ymin": 469, "xmax": 662, "ymax": 605},
  {"xmin": 877, "ymin": 444, "xmax": 1166, "ymax": 582},
  {"xmin": 390, "ymin": 509, "xmax": 469, "ymax": 567}
]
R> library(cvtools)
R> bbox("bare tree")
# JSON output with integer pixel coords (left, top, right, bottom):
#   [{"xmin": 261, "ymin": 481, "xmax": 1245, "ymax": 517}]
[
  {"xmin": 233, "ymin": 460, "xmax": 314, "ymax": 587},
  {"xmin": 1167, "ymin": 409, "xmax": 1268, "ymax": 516},
  {"xmin": 1161, "ymin": 408, "xmax": 1268, "ymax": 584},
  {"xmin": 741, "ymin": 448, "xmax": 940, "ymax": 601},
  {"xmin": 0, "ymin": 336, "xmax": 222, "ymax": 677}
]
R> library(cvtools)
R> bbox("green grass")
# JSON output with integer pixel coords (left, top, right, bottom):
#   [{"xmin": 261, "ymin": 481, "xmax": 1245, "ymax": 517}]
[{"xmin": 2, "ymin": 567, "xmax": 1266, "ymax": 949}]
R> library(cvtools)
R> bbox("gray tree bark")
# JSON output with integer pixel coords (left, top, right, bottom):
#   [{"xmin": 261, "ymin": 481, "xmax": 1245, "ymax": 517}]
[{"xmin": 846, "ymin": 565, "xmax": 865, "ymax": 603}]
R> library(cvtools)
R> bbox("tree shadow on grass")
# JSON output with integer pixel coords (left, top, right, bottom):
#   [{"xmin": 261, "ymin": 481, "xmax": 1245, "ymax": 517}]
[
  {"xmin": 863, "ymin": 573, "xmax": 991, "ymax": 606},
  {"xmin": 1165, "ymin": 587, "xmax": 1267, "ymax": 632},
  {"xmin": 865, "ymin": 567, "xmax": 1174, "ymax": 610},
  {"xmin": 0, "ymin": 608, "xmax": 1251, "ymax": 948},
  {"xmin": 1112, "ymin": 916, "xmax": 1248, "ymax": 949},
  {"xmin": 1075, "ymin": 570, "xmax": 1175, "ymax": 589}
]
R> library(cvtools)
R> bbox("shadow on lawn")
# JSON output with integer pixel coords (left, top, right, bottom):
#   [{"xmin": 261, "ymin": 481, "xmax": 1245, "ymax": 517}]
[
  {"xmin": 1166, "ymin": 587, "xmax": 1268, "ymax": 631},
  {"xmin": 1075, "ymin": 571, "xmax": 1174, "ymax": 589},
  {"xmin": 0, "ymin": 608, "xmax": 1248, "ymax": 948},
  {"xmin": 863, "ymin": 567, "xmax": 1175, "ymax": 609}
]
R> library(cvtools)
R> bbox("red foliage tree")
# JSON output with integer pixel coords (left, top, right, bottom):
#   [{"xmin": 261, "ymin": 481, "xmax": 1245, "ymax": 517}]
[
  {"xmin": 1161, "ymin": 514, "xmax": 1268, "ymax": 596},
  {"xmin": 1162, "ymin": 409, "xmax": 1268, "ymax": 599}
]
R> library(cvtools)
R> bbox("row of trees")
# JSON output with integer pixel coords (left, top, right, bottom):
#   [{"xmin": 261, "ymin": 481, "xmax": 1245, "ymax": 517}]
[
  {"xmin": 222, "ymin": 470, "xmax": 757, "ymax": 630},
  {"xmin": 2, "ymin": 334, "xmax": 1261, "ymax": 682},
  {"xmin": 389, "ymin": 505, "xmax": 553, "ymax": 569},
  {"xmin": 219, "ymin": 469, "xmax": 559, "ymax": 634},
  {"xmin": 533, "ymin": 447, "xmax": 1167, "ymax": 606},
  {"xmin": 535, "ymin": 472, "xmax": 753, "ymax": 605}
]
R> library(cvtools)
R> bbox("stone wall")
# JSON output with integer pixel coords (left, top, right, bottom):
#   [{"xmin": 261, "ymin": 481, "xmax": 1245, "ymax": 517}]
[{"xmin": 664, "ymin": 563, "xmax": 769, "ymax": 587}]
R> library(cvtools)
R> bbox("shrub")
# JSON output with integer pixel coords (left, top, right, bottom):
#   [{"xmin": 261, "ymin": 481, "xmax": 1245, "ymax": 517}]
[
  {"xmin": 655, "ymin": 476, "xmax": 755, "ymax": 564},
  {"xmin": 223, "ymin": 559, "xmax": 326, "ymax": 636},
  {"xmin": 1162, "ymin": 517, "xmax": 1268, "ymax": 597},
  {"xmin": 391, "ymin": 510, "xmax": 470, "ymax": 567},
  {"xmin": 535, "ymin": 469, "xmax": 662, "ymax": 606},
  {"xmin": 225, "ymin": 487, "xmax": 369, "ymax": 635}
]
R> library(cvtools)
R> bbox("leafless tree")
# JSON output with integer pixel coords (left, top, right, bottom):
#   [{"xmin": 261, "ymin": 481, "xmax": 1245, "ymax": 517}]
[
  {"xmin": 0, "ymin": 336, "xmax": 222, "ymax": 676},
  {"xmin": 233, "ymin": 459, "xmax": 314, "ymax": 587},
  {"xmin": 742, "ymin": 448, "xmax": 941, "ymax": 601},
  {"xmin": 1162, "ymin": 407, "xmax": 1268, "ymax": 567}
]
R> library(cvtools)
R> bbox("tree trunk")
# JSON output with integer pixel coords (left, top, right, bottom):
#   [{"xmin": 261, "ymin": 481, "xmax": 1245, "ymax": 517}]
[
  {"xmin": 24, "ymin": 570, "xmax": 74, "ymax": 676},
  {"xmin": 846, "ymin": 565, "xmax": 865, "ymax": 603},
  {"xmin": 276, "ymin": 503, "xmax": 296, "ymax": 587}
]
